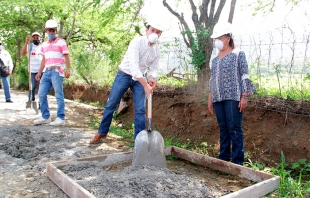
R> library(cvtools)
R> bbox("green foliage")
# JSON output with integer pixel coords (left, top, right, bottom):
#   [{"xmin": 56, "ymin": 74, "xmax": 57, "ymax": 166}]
[
  {"xmin": 244, "ymin": 159, "xmax": 264, "ymax": 171},
  {"xmin": 0, "ymin": 0, "xmax": 144, "ymax": 87},
  {"xmin": 291, "ymin": 159, "xmax": 310, "ymax": 177},
  {"xmin": 270, "ymin": 152, "xmax": 310, "ymax": 197},
  {"xmin": 181, "ymin": 25, "xmax": 210, "ymax": 71},
  {"xmin": 166, "ymin": 155, "xmax": 178, "ymax": 161},
  {"xmin": 164, "ymin": 136, "xmax": 182, "ymax": 147},
  {"xmin": 86, "ymin": 113, "xmax": 100, "ymax": 129},
  {"xmin": 158, "ymin": 76, "xmax": 187, "ymax": 88}
]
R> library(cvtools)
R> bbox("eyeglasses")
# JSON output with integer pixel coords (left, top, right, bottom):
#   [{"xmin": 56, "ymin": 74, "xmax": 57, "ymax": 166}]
[{"xmin": 45, "ymin": 28, "xmax": 56, "ymax": 32}]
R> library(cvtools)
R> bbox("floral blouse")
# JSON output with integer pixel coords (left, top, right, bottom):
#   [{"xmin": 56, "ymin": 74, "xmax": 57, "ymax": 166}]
[{"xmin": 209, "ymin": 50, "xmax": 255, "ymax": 103}]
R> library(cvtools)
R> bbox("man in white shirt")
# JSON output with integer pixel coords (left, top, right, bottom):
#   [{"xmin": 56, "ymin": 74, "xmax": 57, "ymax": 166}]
[
  {"xmin": 21, "ymin": 32, "xmax": 43, "ymax": 101},
  {"xmin": 0, "ymin": 41, "xmax": 14, "ymax": 103},
  {"xmin": 90, "ymin": 21, "xmax": 163, "ymax": 143}
]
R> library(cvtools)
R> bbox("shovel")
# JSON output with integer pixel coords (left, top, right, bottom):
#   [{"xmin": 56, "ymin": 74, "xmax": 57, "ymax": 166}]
[
  {"xmin": 132, "ymin": 92, "xmax": 166, "ymax": 168},
  {"xmin": 26, "ymin": 42, "xmax": 39, "ymax": 114}
]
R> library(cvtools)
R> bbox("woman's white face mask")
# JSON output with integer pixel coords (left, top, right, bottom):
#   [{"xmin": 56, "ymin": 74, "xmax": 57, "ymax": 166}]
[{"xmin": 214, "ymin": 39, "xmax": 224, "ymax": 50}]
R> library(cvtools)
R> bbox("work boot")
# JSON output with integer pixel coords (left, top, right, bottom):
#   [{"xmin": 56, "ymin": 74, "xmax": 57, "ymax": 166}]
[
  {"xmin": 34, "ymin": 117, "xmax": 51, "ymax": 125},
  {"xmin": 90, "ymin": 134, "xmax": 107, "ymax": 144},
  {"xmin": 50, "ymin": 117, "xmax": 65, "ymax": 126}
]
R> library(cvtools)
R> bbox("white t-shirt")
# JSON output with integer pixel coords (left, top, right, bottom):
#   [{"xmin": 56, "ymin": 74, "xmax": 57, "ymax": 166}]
[{"xmin": 27, "ymin": 44, "xmax": 42, "ymax": 73}]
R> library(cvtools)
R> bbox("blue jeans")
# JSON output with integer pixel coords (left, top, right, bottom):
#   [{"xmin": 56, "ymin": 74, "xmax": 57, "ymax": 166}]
[
  {"xmin": 213, "ymin": 100, "xmax": 244, "ymax": 164},
  {"xmin": 98, "ymin": 70, "xmax": 146, "ymax": 139},
  {"xmin": 30, "ymin": 72, "xmax": 38, "ymax": 101},
  {"xmin": 38, "ymin": 69, "xmax": 65, "ymax": 120},
  {"xmin": 1, "ymin": 75, "xmax": 11, "ymax": 101}
]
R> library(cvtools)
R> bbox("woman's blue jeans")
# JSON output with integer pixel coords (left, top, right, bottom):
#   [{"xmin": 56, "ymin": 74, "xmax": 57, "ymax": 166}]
[
  {"xmin": 98, "ymin": 71, "xmax": 146, "ymax": 140},
  {"xmin": 213, "ymin": 100, "xmax": 244, "ymax": 164},
  {"xmin": 38, "ymin": 69, "xmax": 65, "ymax": 120}
]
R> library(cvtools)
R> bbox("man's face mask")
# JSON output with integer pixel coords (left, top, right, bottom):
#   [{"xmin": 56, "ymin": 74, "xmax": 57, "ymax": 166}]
[{"xmin": 32, "ymin": 40, "xmax": 40, "ymax": 45}]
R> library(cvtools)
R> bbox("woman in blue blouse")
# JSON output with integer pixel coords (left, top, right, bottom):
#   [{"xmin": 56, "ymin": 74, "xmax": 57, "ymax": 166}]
[{"xmin": 208, "ymin": 22, "xmax": 255, "ymax": 165}]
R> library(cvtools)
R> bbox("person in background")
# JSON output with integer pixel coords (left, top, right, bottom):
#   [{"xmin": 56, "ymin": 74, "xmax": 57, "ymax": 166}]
[
  {"xmin": 33, "ymin": 19, "xmax": 71, "ymax": 126},
  {"xmin": 0, "ymin": 41, "xmax": 14, "ymax": 103},
  {"xmin": 21, "ymin": 32, "xmax": 43, "ymax": 101},
  {"xmin": 208, "ymin": 22, "xmax": 255, "ymax": 165},
  {"xmin": 90, "ymin": 21, "xmax": 163, "ymax": 143}
]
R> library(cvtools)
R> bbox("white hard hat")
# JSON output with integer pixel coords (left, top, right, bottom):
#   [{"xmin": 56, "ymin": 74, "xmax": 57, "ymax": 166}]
[
  {"xmin": 147, "ymin": 20, "xmax": 164, "ymax": 32},
  {"xmin": 32, "ymin": 32, "xmax": 41, "ymax": 37},
  {"xmin": 210, "ymin": 22, "xmax": 232, "ymax": 38},
  {"xmin": 45, "ymin": 20, "xmax": 58, "ymax": 28}
]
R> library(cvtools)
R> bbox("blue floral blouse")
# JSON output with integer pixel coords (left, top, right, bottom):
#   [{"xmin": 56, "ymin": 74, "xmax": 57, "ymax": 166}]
[{"xmin": 209, "ymin": 50, "xmax": 255, "ymax": 103}]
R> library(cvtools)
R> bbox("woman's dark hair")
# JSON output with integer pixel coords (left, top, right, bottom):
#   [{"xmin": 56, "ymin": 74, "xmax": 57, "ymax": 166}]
[{"xmin": 226, "ymin": 33, "xmax": 235, "ymax": 49}]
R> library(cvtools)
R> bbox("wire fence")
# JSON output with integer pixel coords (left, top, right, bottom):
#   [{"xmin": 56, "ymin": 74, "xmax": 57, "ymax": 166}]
[
  {"xmin": 156, "ymin": 27, "xmax": 310, "ymax": 115},
  {"xmin": 157, "ymin": 26, "xmax": 310, "ymax": 99}
]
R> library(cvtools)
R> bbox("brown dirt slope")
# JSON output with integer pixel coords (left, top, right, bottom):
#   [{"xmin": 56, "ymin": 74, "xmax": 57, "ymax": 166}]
[{"xmin": 64, "ymin": 84, "xmax": 310, "ymax": 167}]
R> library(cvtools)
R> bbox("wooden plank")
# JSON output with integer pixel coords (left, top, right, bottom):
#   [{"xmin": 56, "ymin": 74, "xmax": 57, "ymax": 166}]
[
  {"xmin": 171, "ymin": 146, "xmax": 274, "ymax": 182},
  {"xmin": 47, "ymin": 147, "xmax": 279, "ymax": 198},
  {"xmin": 221, "ymin": 176, "xmax": 280, "ymax": 198},
  {"xmin": 46, "ymin": 163, "xmax": 95, "ymax": 198}
]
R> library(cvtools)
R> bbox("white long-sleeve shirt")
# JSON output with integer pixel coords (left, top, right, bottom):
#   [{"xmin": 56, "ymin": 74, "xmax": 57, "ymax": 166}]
[
  {"xmin": 0, "ymin": 49, "xmax": 14, "ymax": 71},
  {"xmin": 118, "ymin": 35, "xmax": 160, "ymax": 80}
]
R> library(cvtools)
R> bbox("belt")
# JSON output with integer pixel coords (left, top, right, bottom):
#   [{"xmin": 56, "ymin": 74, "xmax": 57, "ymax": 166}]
[
  {"xmin": 46, "ymin": 66, "xmax": 60, "ymax": 70},
  {"xmin": 119, "ymin": 69, "xmax": 132, "ymax": 77}
]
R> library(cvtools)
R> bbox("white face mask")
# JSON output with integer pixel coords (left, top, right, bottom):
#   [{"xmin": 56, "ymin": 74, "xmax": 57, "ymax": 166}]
[
  {"xmin": 148, "ymin": 33, "xmax": 158, "ymax": 43},
  {"xmin": 214, "ymin": 39, "xmax": 224, "ymax": 50},
  {"xmin": 0, "ymin": 46, "xmax": 2, "ymax": 50}
]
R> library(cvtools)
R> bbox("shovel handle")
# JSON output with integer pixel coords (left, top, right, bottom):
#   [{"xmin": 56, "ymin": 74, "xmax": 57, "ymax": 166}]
[
  {"xmin": 147, "ymin": 94, "xmax": 152, "ymax": 131},
  {"xmin": 148, "ymin": 94, "xmax": 152, "ymax": 119},
  {"xmin": 28, "ymin": 43, "xmax": 32, "ymax": 91}
]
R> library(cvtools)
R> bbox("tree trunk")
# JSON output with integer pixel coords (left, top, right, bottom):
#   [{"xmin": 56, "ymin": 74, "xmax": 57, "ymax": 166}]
[
  {"xmin": 228, "ymin": 0, "xmax": 237, "ymax": 23},
  {"xmin": 197, "ymin": 37, "xmax": 213, "ymax": 93}
]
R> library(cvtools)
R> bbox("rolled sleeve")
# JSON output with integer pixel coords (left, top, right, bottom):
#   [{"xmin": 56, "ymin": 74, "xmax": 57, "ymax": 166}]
[{"xmin": 239, "ymin": 51, "xmax": 255, "ymax": 95}]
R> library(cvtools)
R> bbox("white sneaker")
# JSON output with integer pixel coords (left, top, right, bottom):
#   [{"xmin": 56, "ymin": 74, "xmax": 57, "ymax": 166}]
[
  {"xmin": 50, "ymin": 117, "xmax": 65, "ymax": 126},
  {"xmin": 34, "ymin": 117, "xmax": 51, "ymax": 125}
]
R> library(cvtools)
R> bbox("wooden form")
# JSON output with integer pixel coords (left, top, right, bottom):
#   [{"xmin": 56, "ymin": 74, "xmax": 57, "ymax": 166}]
[{"xmin": 46, "ymin": 146, "xmax": 280, "ymax": 198}]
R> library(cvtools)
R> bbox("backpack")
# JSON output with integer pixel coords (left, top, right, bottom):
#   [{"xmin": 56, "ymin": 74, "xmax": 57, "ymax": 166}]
[{"xmin": 0, "ymin": 58, "xmax": 9, "ymax": 77}]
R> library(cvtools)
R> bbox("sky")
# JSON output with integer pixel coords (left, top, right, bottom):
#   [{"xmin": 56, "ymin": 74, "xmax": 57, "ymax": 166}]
[{"xmin": 140, "ymin": 0, "xmax": 310, "ymax": 39}]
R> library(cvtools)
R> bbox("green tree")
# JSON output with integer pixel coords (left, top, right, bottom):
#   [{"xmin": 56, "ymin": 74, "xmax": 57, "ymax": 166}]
[
  {"xmin": 163, "ymin": 0, "xmax": 237, "ymax": 87},
  {"xmin": 0, "ymin": 0, "xmax": 144, "ymax": 86}
]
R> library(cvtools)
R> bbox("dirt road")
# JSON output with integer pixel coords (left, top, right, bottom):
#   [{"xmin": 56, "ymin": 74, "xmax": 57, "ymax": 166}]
[{"xmin": 0, "ymin": 89, "xmax": 132, "ymax": 197}]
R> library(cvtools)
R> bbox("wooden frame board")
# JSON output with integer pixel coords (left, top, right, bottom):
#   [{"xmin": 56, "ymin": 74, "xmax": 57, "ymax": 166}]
[{"xmin": 46, "ymin": 146, "xmax": 280, "ymax": 198}]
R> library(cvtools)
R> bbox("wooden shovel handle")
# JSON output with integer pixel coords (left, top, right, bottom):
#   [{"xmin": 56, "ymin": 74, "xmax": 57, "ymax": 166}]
[{"xmin": 148, "ymin": 94, "xmax": 152, "ymax": 119}]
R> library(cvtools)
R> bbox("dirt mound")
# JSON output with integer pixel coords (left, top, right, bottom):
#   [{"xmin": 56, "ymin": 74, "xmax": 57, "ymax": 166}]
[{"xmin": 64, "ymin": 84, "xmax": 310, "ymax": 167}]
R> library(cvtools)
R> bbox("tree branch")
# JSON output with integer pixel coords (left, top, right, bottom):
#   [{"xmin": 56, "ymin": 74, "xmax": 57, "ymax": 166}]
[
  {"xmin": 163, "ymin": 0, "xmax": 194, "ymax": 48},
  {"xmin": 228, "ymin": 0, "xmax": 237, "ymax": 23}
]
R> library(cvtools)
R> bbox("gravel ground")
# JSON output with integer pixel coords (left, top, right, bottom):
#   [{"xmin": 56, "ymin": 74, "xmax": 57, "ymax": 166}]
[
  {"xmin": 0, "ymin": 89, "xmax": 238, "ymax": 198},
  {"xmin": 62, "ymin": 163, "xmax": 213, "ymax": 198}
]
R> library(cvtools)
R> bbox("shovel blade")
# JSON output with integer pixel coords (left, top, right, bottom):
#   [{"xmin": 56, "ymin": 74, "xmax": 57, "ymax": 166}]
[
  {"xmin": 132, "ymin": 130, "xmax": 166, "ymax": 168},
  {"xmin": 26, "ymin": 101, "xmax": 39, "ymax": 114}
]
